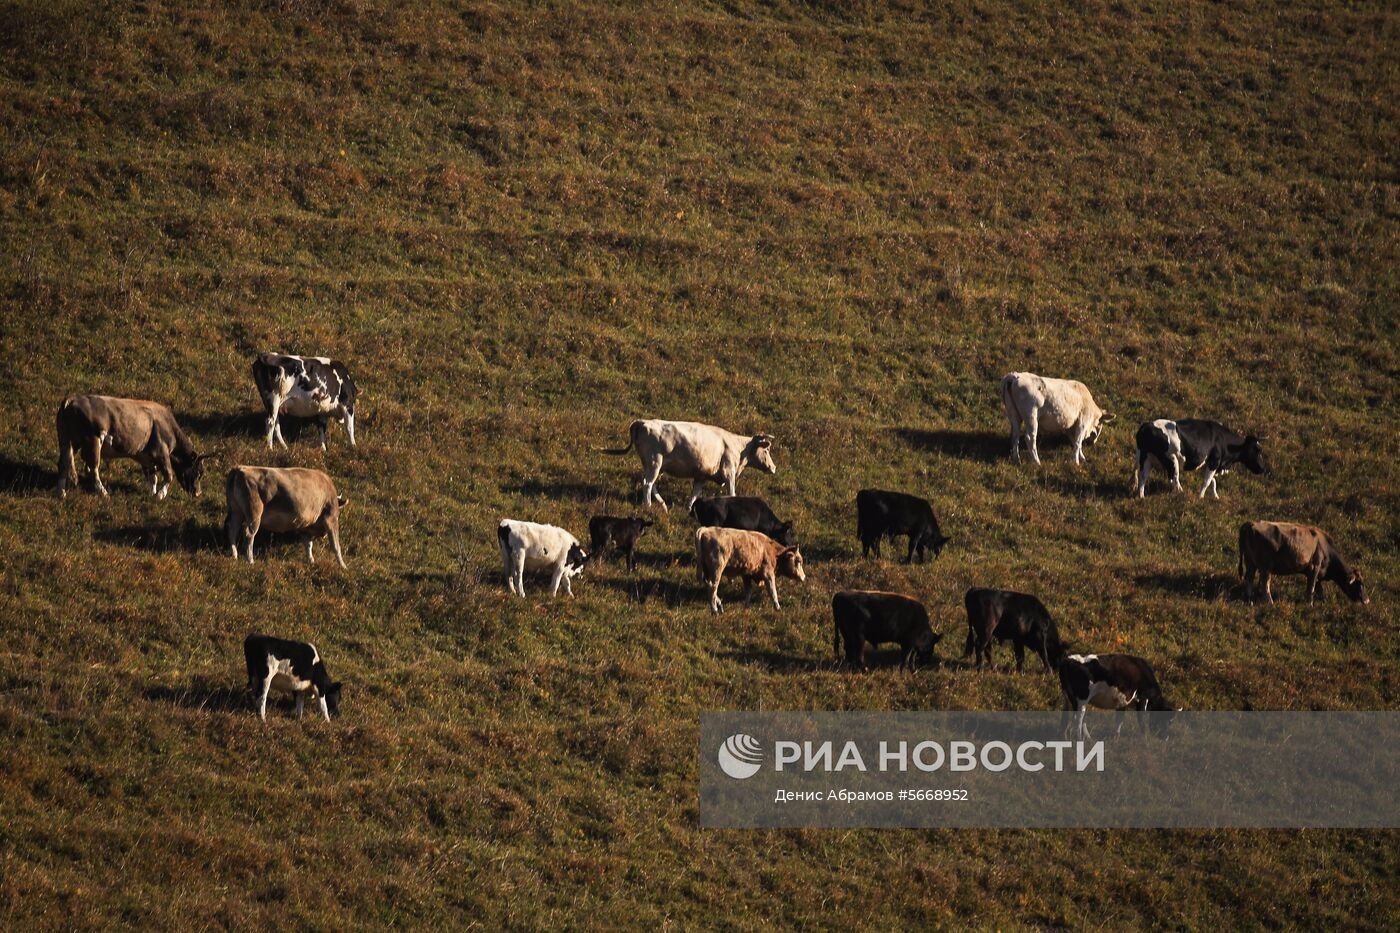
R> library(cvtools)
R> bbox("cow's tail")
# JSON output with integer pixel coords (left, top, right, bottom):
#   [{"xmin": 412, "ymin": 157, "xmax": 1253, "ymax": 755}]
[
  {"xmin": 694, "ymin": 528, "xmax": 707, "ymax": 582},
  {"xmin": 497, "ymin": 522, "xmax": 510, "ymax": 547},
  {"xmin": 1237, "ymin": 524, "xmax": 1248, "ymax": 579},
  {"xmin": 598, "ymin": 420, "xmax": 641, "ymax": 455},
  {"xmin": 55, "ymin": 398, "xmax": 79, "ymax": 488}
]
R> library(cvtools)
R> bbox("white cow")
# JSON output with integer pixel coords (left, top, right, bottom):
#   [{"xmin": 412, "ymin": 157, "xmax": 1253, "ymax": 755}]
[
  {"xmin": 1001, "ymin": 372, "xmax": 1113, "ymax": 466},
  {"xmin": 602, "ymin": 419, "xmax": 777, "ymax": 510},
  {"xmin": 497, "ymin": 519, "xmax": 589, "ymax": 597}
]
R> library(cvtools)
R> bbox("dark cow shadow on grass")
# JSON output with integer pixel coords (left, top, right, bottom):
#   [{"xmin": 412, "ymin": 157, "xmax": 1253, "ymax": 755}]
[
  {"xmin": 182, "ymin": 411, "xmax": 270, "ymax": 442},
  {"xmin": 95, "ymin": 521, "xmax": 222, "ymax": 554},
  {"xmin": 1036, "ymin": 471, "xmax": 1134, "ymax": 501},
  {"xmin": 501, "ymin": 479, "xmax": 615, "ymax": 503},
  {"xmin": 144, "ymin": 678, "xmax": 249, "ymax": 714},
  {"xmin": 714, "ymin": 649, "xmax": 822, "ymax": 674},
  {"xmin": 0, "ymin": 456, "xmax": 57, "ymax": 494},
  {"xmin": 894, "ymin": 427, "xmax": 1006, "ymax": 462},
  {"xmin": 1135, "ymin": 571, "xmax": 1239, "ymax": 602}
]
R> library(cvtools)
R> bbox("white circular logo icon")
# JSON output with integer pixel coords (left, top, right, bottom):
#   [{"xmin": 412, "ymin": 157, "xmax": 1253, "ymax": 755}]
[{"xmin": 718, "ymin": 733, "xmax": 763, "ymax": 779}]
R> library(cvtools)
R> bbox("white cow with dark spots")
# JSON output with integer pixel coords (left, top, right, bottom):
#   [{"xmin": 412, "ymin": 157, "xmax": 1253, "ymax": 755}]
[
  {"xmin": 252, "ymin": 352, "xmax": 358, "ymax": 450},
  {"xmin": 497, "ymin": 519, "xmax": 589, "ymax": 597},
  {"xmin": 243, "ymin": 633, "xmax": 343, "ymax": 722}
]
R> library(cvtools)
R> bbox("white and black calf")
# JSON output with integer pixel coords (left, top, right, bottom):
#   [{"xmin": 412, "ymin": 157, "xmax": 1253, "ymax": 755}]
[
  {"xmin": 1134, "ymin": 419, "xmax": 1265, "ymax": 499},
  {"xmin": 243, "ymin": 633, "xmax": 343, "ymax": 722},
  {"xmin": 252, "ymin": 352, "xmax": 358, "ymax": 450},
  {"xmin": 498, "ymin": 519, "xmax": 589, "ymax": 597},
  {"xmin": 1058, "ymin": 653, "xmax": 1178, "ymax": 740}
]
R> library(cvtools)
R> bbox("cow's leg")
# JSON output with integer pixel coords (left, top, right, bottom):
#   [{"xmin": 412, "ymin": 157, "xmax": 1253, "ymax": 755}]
[
  {"xmin": 625, "ymin": 544, "xmax": 637, "ymax": 572},
  {"xmin": 156, "ymin": 450, "xmax": 173, "ymax": 499},
  {"xmin": 904, "ymin": 535, "xmax": 917, "ymax": 565},
  {"xmin": 1262, "ymin": 573, "xmax": 1274, "ymax": 605},
  {"xmin": 1026, "ymin": 413, "xmax": 1041, "ymax": 465},
  {"xmin": 318, "ymin": 695, "xmax": 331, "ymax": 722},
  {"xmin": 295, "ymin": 695, "xmax": 306, "ymax": 719},
  {"xmin": 742, "ymin": 578, "xmax": 756, "ymax": 603},
  {"xmin": 687, "ymin": 477, "xmax": 707, "ymax": 512},
  {"xmin": 725, "ymin": 473, "xmax": 737, "ymax": 498},
  {"xmin": 765, "ymin": 573, "xmax": 781, "ymax": 611},
  {"xmin": 1008, "ymin": 407, "xmax": 1022, "ymax": 463},
  {"xmin": 1076, "ymin": 706, "xmax": 1090, "ymax": 742},
  {"xmin": 243, "ymin": 505, "xmax": 262, "ymax": 564},
  {"xmin": 1013, "ymin": 641, "xmax": 1025, "ymax": 673},
  {"xmin": 513, "ymin": 552, "xmax": 527, "ymax": 597},
  {"xmin": 83, "ymin": 437, "xmax": 107, "ymax": 496},
  {"xmin": 1171, "ymin": 455, "xmax": 1184, "ymax": 492},
  {"xmin": 563, "ymin": 572, "xmax": 575, "ymax": 598},
  {"xmin": 343, "ymin": 408, "xmax": 357, "ymax": 446},
  {"xmin": 226, "ymin": 513, "xmax": 240, "ymax": 558},
  {"xmin": 305, "ymin": 537, "xmax": 316, "ymax": 564},
  {"xmin": 641, "ymin": 458, "xmax": 667, "ymax": 511},
  {"xmin": 257, "ymin": 673, "xmax": 274, "ymax": 721},
  {"xmin": 709, "ymin": 562, "xmax": 724, "ymax": 613},
  {"xmin": 1199, "ymin": 468, "xmax": 1217, "ymax": 498},
  {"xmin": 57, "ymin": 438, "xmax": 76, "ymax": 498},
  {"xmin": 501, "ymin": 544, "xmax": 516, "ymax": 594},
  {"xmin": 265, "ymin": 395, "xmax": 285, "ymax": 449},
  {"xmin": 316, "ymin": 416, "xmax": 329, "ymax": 451},
  {"xmin": 327, "ymin": 521, "xmax": 346, "ymax": 568},
  {"xmin": 1136, "ymin": 453, "xmax": 1149, "ymax": 497},
  {"xmin": 1242, "ymin": 564, "xmax": 1255, "ymax": 602},
  {"xmin": 1114, "ymin": 709, "xmax": 1126, "ymax": 736},
  {"xmin": 1308, "ymin": 568, "xmax": 1320, "ymax": 604}
]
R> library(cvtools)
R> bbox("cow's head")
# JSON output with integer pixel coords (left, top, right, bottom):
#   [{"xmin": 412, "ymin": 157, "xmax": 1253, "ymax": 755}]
[
  {"xmin": 1087, "ymin": 411, "xmax": 1115, "ymax": 446},
  {"xmin": 1340, "ymin": 571, "xmax": 1368, "ymax": 604},
  {"xmin": 929, "ymin": 533, "xmax": 951, "ymax": 558},
  {"xmin": 1146, "ymin": 696, "xmax": 1180, "ymax": 737},
  {"xmin": 777, "ymin": 545, "xmax": 805, "ymax": 582},
  {"xmin": 773, "ymin": 521, "xmax": 796, "ymax": 547},
  {"xmin": 633, "ymin": 519, "xmax": 655, "ymax": 537},
  {"xmin": 1240, "ymin": 435, "xmax": 1266, "ymax": 474},
  {"xmin": 566, "ymin": 543, "xmax": 590, "ymax": 574},
  {"xmin": 917, "ymin": 631, "xmax": 945, "ymax": 667},
  {"xmin": 745, "ymin": 434, "xmax": 778, "ymax": 475},
  {"xmin": 175, "ymin": 450, "xmax": 218, "ymax": 497},
  {"xmin": 323, "ymin": 681, "xmax": 344, "ymax": 718}
]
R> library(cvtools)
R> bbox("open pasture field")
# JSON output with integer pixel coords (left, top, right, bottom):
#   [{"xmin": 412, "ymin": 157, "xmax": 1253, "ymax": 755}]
[{"xmin": 1, "ymin": 0, "xmax": 1397, "ymax": 927}]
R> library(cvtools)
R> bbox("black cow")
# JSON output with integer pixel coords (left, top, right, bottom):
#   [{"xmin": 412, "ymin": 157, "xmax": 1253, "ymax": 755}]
[
  {"xmin": 690, "ymin": 496, "xmax": 795, "ymax": 546},
  {"xmin": 243, "ymin": 633, "xmax": 343, "ymax": 722},
  {"xmin": 855, "ymin": 488, "xmax": 949, "ymax": 563},
  {"xmin": 1134, "ymin": 418, "xmax": 1265, "ymax": 499},
  {"xmin": 1058, "ymin": 653, "xmax": 1178, "ymax": 740},
  {"xmin": 962, "ymin": 587, "xmax": 1065, "ymax": 673},
  {"xmin": 252, "ymin": 352, "xmax": 359, "ymax": 450},
  {"xmin": 588, "ymin": 515, "xmax": 653, "ymax": 571},
  {"xmin": 832, "ymin": 590, "xmax": 942, "ymax": 673}
]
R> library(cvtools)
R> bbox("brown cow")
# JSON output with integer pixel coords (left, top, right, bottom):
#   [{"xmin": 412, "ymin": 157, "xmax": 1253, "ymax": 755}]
[
  {"xmin": 694, "ymin": 527, "xmax": 804, "ymax": 613},
  {"xmin": 56, "ymin": 395, "xmax": 213, "ymax": 499},
  {"xmin": 225, "ymin": 466, "xmax": 347, "ymax": 567},
  {"xmin": 1238, "ymin": 521, "xmax": 1368, "ymax": 605}
]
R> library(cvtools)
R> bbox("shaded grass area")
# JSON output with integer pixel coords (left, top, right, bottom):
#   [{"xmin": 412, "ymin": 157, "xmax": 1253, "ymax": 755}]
[{"xmin": 1, "ymin": 0, "xmax": 1398, "ymax": 928}]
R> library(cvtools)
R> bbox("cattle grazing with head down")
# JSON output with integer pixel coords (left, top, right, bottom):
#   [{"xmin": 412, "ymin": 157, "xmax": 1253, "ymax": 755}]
[
  {"xmin": 832, "ymin": 590, "xmax": 942, "ymax": 673},
  {"xmin": 1001, "ymin": 372, "xmax": 1113, "ymax": 466},
  {"xmin": 56, "ymin": 394, "xmax": 213, "ymax": 499},
  {"xmin": 602, "ymin": 419, "xmax": 776, "ymax": 511},
  {"xmin": 225, "ymin": 466, "xmax": 347, "ymax": 567},
  {"xmin": 963, "ymin": 587, "xmax": 1065, "ymax": 673},
  {"xmin": 1135, "ymin": 418, "xmax": 1265, "ymax": 498},
  {"xmin": 1238, "ymin": 521, "xmax": 1368, "ymax": 605},
  {"xmin": 588, "ymin": 515, "xmax": 653, "ymax": 571},
  {"xmin": 694, "ymin": 527, "xmax": 805, "ymax": 614},
  {"xmin": 1058, "ymin": 653, "xmax": 1179, "ymax": 741},
  {"xmin": 252, "ymin": 352, "xmax": 358, "ymax": 450},
  {"xmin": 691, "ymin": 496, "xmax": 795, "ymax": 546},
  {"xmin": 498, "ymin": 519, "xmax": 589, "ymax": 597},
  {"xmin": 244, "ymin": 633, "xmax": 343, "ymax": 722},
  {"xmin": 855, "ymin": 488, "xmax": 949, "ymax": 563}
]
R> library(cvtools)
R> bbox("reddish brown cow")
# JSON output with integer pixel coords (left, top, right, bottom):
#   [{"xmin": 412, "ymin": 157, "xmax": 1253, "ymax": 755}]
[
  {"xmin": 694, "ymin": 527, "xmax": 804, "ymax": 613},
  {"xmin": 1239, "ymin": 521, "xmax": 1368, "ymax": 605},
  {"xmin": 225, "ymin": 466, "xmax": 348, "ymax": 567},
  {"xmin": 56, "ymin": 394, "xmax": 212, "ymax": 499}
]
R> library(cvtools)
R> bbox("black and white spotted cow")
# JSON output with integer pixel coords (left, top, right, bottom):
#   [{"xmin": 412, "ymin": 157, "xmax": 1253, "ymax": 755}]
[
  {"xmin": 1058, "ymin": 653, "xmax": 1178, "ymax": 740},
  {"xmin": 1134, "ymin": 419, "xmax": 1265, "ymax": 499},
  {"xmin": 252, "ymin": 352, "xmax": 358, "ymax": 450},
  {"xmin": 243, "ymin": 633, "xmax": 343, "ymax": 722}
]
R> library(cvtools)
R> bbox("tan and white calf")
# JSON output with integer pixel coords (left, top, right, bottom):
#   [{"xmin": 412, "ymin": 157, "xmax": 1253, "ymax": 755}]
[
  {"xmin": 225, "ymin": 466, "xmax": 347, "ymax": 566},
  {"xmin": 695, "ymin": 526, "xmax": 805, "ymax": 613},
  {"xmin": 1001, "ymin": 372, "xmax": 1113, "ymax": 466},
  {"xmin": 56, "ymin": 394, "xmax": 213, "ymax": 499},
  {"xmin": 603, "ymin": 419, "xmax": 777, "ymax": 511}
]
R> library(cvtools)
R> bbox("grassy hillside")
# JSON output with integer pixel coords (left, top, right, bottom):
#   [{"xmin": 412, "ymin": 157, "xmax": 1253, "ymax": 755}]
[{"xmin": 1, "ymin": 0, "xmax": 1397, "ymax": 927}]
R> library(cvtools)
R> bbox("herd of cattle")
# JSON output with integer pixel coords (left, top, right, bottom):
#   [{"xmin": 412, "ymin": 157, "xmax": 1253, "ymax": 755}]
[{"xmin": 50, "ymin": 360, "xmax": 1372, "ymax": 733}]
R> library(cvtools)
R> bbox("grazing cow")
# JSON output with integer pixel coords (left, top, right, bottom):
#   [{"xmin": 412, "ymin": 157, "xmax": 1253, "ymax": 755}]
[
  {"xmin": 694, "ymin": 527, "xmax": 805, "ymax": 614},
  {"xmin": 225, "ymin": 466, "xmax": 347, "ymax": 567},
  {"xmin": 498, "ymin": 519, "xmax": 589, "ymax": 597},
  {"xmin": 1135, "ymin": 418, "xmax": 1266, "ymax": 498},
  {"xmin": 252, "ymin": 352, "xmax": 358, "ymax": 450},
  {"xmin": 855, "ymin": 489, "xmax": 949, "ymax": 563},
  {"xmin": 244, "ymin": 633, "xmax": 343, "ymax": 722},
  {"xmin": 56, "ymin": 394, "xmax": 213, "ymax": 499},
  {"xmin": 1058, "ymin": 653, "xmax": 1179, "ymax": 741},
  {"xmin": 832, "ymin": 590, "xmax": 942, "ymax": 673},
  {"xmin": 1238, "ymin": 521, "xmax": 1368, "ymax": 605},
  {"xmin": 962, "ymin": 587, "xmax": 1065, "ymax": 673},
  {"xmin": 691, "ymin": 496, "xmax": 796, "ymax": 546},
  {"xmin": 1001, "ymin": 372, "xmax": 1113, "ymax": 465},
  {"xmin": 602, "ymin": 419, "xmax": 776, "ymax": 511},
  {"xmin": 588, "ymin": 515, "xmax": 653, "ymax": 571}
]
